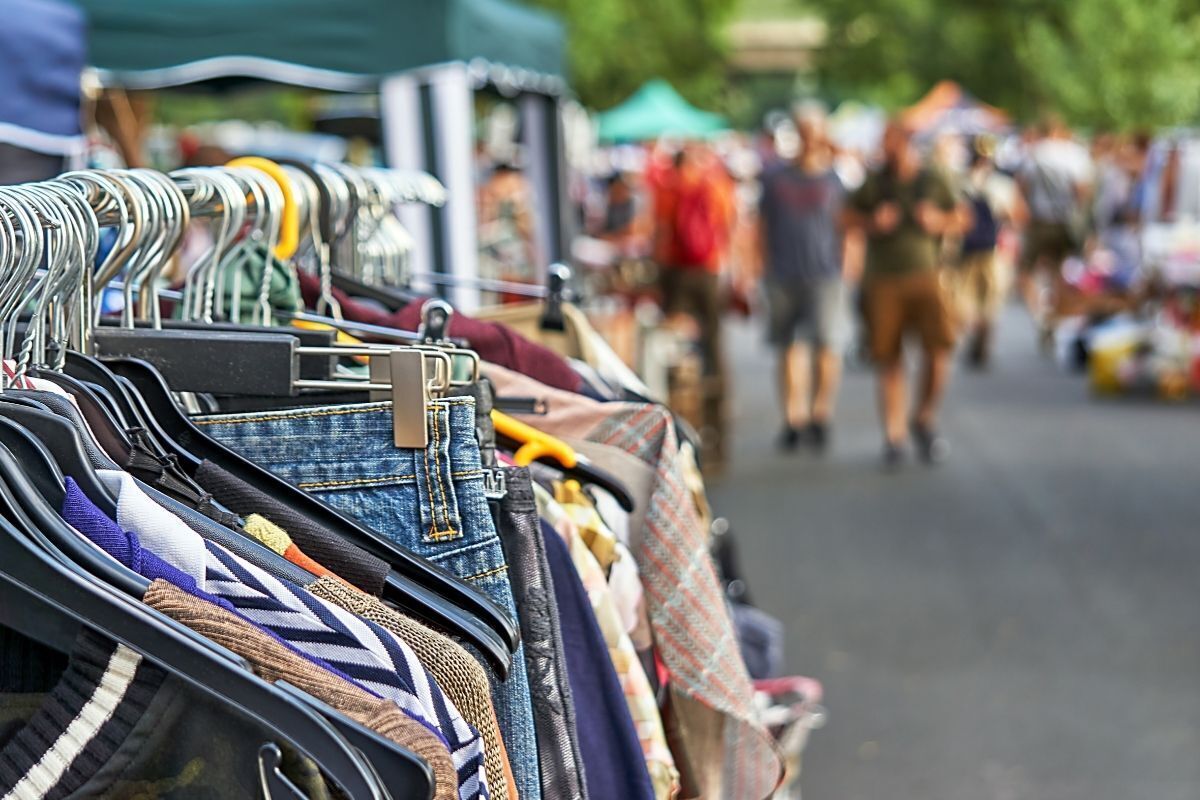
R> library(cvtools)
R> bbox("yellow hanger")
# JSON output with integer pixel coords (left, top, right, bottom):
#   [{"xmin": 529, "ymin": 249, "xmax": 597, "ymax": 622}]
[
  {"xmin": 225, "ymin": 156, "xmax": 300, "ymax": 260},
  {"xmin": 290, "ymin": 319, "xmax": 370, "ymax": 365},
  {"xmin": 491, "ymin": 409, "xmax": 577, "ymax": 468}
]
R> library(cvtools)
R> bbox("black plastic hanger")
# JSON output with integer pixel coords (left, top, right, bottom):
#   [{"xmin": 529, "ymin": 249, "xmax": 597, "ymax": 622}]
[
  {"xmin": 0, "ymin": 433, "xmax": 148, "ymax": 597},
  {"xmin": 104, "ymin": 357, "xmax": 520, "ymax": 669},
  {"xmin": 0, "ymin": 439, "xmax": 434, "ymax": 797},
  {"xmin": 564, "ymin": 457, "xmax": 637, "ymax": 514},
  {"xmin": 0, "ymin": 472, "xmax": 401, "ymax": 800},
  {"xmin": 81, "ymin": 378, "xmax": 133, "ymax": 429},
  {"xmin": 494, "ymin": 430, "xmax": 638, "ymax": 513},
  {"xmin": 0, "ymin": 400, "xmax": 120, "ymax": 519},
  {"xmin": 0, "ymin": 414, "xmax": 69, "ymax": 508},
  {"xmin": 330, "ymin": 271, "xmax": 418, "ymax": 312},
  {"xmin": 32, "ymin": 369, "xmax": 137, "ymax": 456},
  {"xmin": 63, "ymin": 350, "xmax": 147, "ymax": 432}
]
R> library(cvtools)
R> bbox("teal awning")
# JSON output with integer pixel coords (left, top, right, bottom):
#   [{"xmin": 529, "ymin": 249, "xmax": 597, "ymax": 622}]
[
  {"xmin": 71, "ymin": 0, "xmax": 565, "ymax": 89},
  {"xmin": 597, "ymin": 79, "xmax": 727, "ymax": 142}
]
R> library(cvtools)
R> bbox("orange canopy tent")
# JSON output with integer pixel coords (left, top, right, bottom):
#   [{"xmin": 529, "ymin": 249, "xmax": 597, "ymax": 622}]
[{"xmin": 901, "ymin": 80, "xmax": 1010, "ymax": 137}]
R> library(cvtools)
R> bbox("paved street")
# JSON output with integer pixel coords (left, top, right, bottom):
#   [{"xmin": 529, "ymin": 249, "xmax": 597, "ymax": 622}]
[{"xmin": 708, "ymin": 309, "xmax": 1200, "ymax": 800}]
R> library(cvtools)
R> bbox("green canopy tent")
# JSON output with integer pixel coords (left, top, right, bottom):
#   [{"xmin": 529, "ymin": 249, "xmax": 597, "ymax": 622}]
[
  {"xmin": 597, "ymin": 79, "xmax": 727, "ymax": 142},
  {"xmin": 75, "ymin": 0, "xmax": 564, "ymax": 90},
  {"xmin": 70, "ymin": 0, "xmax": 569, "ymax": 310}
]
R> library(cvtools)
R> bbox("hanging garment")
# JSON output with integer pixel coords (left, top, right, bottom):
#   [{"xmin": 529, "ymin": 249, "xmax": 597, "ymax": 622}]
[
  {"xmin": 543, "ymin": 484, "xmax": 680, "ymax": 800},
  {"xmin": 194, "ymin": 397, "xmax": 542, "ymax": 800},
  {"xmin": 240, "ymin": 513, "xmax": 360, "ymax": 586},
  {"xmin": 0, "ymin": 628, "xmax": 333, "ymax": 799},
  {"xmin": 495, "ymin": 467, "xmax": 590, "ymax": 800},
  {"xmin": 296, "ymin": 269, "xmax": 583, "ymax": 394},
  {"xmin": 59, "ymin": 479, "xmax": 491, "ymax": 800},
  {"xmin": 542, "ymin": 519, "xmax": 657, "ymax": 800},
  {"xmin": 143, "ymin": 579, "xmax": 460, "ymax": 800},
  {"xmin": 194, "ymin": 459, "xmax": 394, "ymax": 595},
  {"xmin": 485, "ymin": 364, "xmax": 784, "ymax": 799},
  {"xmin": 308, "ymin": 576, "xmax": 518, "ymax": 800}
]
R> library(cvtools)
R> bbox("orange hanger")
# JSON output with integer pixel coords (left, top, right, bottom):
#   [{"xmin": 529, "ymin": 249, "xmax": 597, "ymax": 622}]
[{"xmin": 491, "ymin": 410, "xmax": 577, "ymax": 468}]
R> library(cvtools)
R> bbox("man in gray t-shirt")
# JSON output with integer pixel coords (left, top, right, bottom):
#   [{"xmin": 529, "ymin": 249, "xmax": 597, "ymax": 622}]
[{"xmin": 758, "ymin": 108, "xmax": 847, "ymax": 452}]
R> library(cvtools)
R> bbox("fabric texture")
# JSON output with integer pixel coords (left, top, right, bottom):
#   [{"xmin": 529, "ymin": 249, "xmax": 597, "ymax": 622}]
[
  {"xmin": 0, "ymin": 627, "xmax": 330, "ymax": 800},
  {"xmin": 140, "ymin": 480, "xmax": 315, "ymax": 585},
  {"xmin": 542, "ymin": 486, "xmax": 680, "ymax": 800},
  {"xmin": 196, "ymin": 397, "xmax": 541, "ymax": 800},
  {"xmin": 494, "ymin": 467, "xmax": 589, "ymax": 800},
  {"xmin": 199, "ymin": 548, "xmax": 490, "ymax": 800},
  {"xmin": 307, "ymin": 577, "xmax": 516, "ymax": 800},
  {"xmin": 242, "ymin": 512, "xmax": 357, "ymax": 586},
  {"xmin": 194, "ymin": 458, "xmax": 392, "ymax": 596},
  {"xmin": 143, "ymin": 580, "xmax": 459, "ymax": 800},
  {"xmin": 482, "ymin": 364, "xmax": 784, "ymax": 799},
  {"xmin": 297, "ymin": 269, "xmax": 582, "ymax": 393},
  {"xmin": 59, "ymin": 480, "xmax": 489, "ymax": 800},
  {"xmin": 542, "ymin": 519, "xmax": 657, "ymax": 800}
]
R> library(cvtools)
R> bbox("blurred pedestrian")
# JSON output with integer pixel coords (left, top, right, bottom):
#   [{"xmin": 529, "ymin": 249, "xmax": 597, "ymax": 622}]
[
  {"xmin": 478, "ymin": 160, "xmax": 539, "ymax": 301},
  {"xmin": 654, "ymin": 142, "xmax": 734, "ymax": 379},
  {"xmin": 1016, "ymin": 113, "xmax": 1092, "ymax": 348},
  {"xmin": 757, "ymin": 105, "xmax": 847, "ymax": 452},
  {"xmin": 845, "ymin": 121, "xmax": 967, "ymax": 466},
  {"xmin": 951, "ymin": 136, "xmax": 1023, "ymax": 369}
]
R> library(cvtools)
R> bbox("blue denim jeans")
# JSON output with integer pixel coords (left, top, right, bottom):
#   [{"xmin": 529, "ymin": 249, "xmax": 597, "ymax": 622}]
[{"xmin": 195, "ymin": 397, "xmax": 542, "ymax": 800}]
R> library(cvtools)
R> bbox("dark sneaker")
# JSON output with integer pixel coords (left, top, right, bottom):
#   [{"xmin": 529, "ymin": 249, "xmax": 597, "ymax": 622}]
[
  {"xmin": 911, "ymin": 421, "xmax": 950, "ymax": 464},
  {"xmin": 882, "ymin": 440, "xmax": 907, "ymax": 470},
  {"xmin": 808, "ymin": 421, "xmax": 829, "ymax": 453},
  {"xmin": 778, "ymin": 426, "xmax": 802, "ymax": 452}
]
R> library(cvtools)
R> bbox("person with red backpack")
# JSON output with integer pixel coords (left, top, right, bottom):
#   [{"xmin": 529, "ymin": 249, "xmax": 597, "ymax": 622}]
[{"xmin": 654, "ymin": 143, "xmax": 734, "ymax": 380}]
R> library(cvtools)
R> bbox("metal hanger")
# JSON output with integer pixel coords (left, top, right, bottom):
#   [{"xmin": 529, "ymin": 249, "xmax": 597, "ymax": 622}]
[
  {"xmin": 47, "ymin": 166, "xmax": 518, "ymax": 663},
  {"xmin": 0, "ymin": 183, "xmax": 416, "ymax": 797}
]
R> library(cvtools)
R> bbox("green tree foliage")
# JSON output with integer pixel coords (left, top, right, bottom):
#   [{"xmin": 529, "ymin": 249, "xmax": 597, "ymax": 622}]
[
  {"xmin": 527, "ymin": 0, "xmax": 739, "ymax": 110},
  {"xmin": 810, "ymin": 0, "xmax": 1200, "ymax": 129}
]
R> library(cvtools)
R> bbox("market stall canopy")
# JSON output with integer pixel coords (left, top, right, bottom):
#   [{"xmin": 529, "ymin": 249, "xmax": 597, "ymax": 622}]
[
  {"xmin": 0, "ymin": 0, "xmax": 85, "ymax": 155},
  {"xmin": 70, "ymin": 0, "xmax": 564, "ymax": 89},
  {"xmin": 597, "ymin": 79, "xmax": 727, "ymax": 142},
  {"xmin": 901, "ymin": 80, "xmax": 1010, "ymax": 138}
]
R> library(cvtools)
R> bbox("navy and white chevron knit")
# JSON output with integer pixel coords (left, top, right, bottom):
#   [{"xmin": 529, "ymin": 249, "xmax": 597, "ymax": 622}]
[{"xmin": 203, "ymin": 541, "xmax": 490, "ymax": 800}]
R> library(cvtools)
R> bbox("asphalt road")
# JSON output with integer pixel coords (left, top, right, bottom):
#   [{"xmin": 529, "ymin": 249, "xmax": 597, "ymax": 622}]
[{"xmin": 707, "ymin": 309, "xmax": 1200, "ymax": 800}]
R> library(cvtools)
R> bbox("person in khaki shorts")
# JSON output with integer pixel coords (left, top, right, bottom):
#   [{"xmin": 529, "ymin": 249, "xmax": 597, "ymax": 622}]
[
  {"xmin": 845, "ymin": 121, "xmax": 968, "ymax": 466},
  {"xmin": 952, "ymin": 136, "xmax": 1023, "ymax": 368}
]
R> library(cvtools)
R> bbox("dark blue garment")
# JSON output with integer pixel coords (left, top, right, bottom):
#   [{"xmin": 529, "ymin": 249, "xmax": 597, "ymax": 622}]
[
  {"xmin": 541, "ymin": 519, "xmax": 655, "ymax": 800},
  {"xmin": 0, "ymin": 0, "xmax": 84, "ymax": 148},
  {"xmin": 62, "ymin": 476, "xmax": 233, "ymax": 610}
]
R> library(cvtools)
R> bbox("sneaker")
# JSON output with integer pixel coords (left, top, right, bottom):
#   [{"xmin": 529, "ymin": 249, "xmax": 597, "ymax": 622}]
[
  {"xmin": 911, "ymin": 421, "xmax": 950, "ymax": 464},
  {"xmin": 882, "ymin": 440, "xmax": 907, "ymax": 470},
  {"xmin": 807, "ymin": 421, "xmax": 829, "ymax": 453},
  {"xmin": 778, "ymin": 426, "xmax": 802, "ymax": 452}
]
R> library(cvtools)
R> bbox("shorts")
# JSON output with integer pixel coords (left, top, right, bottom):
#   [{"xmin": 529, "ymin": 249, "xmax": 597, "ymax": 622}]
[
  {"xmin": 766, "ymin": 277, "xmax": 846, "ymax": 349},
  {"xmin": 862, "ymin": 269, "xmax": 957, "ymax": 364},
  {"xmin": 950, "ymin": 249, "xmax": 1003, "ymax": 325},
  {"xmin": 1021, "ymin": 221, "xmax": 1076, "ymax": 273}
]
